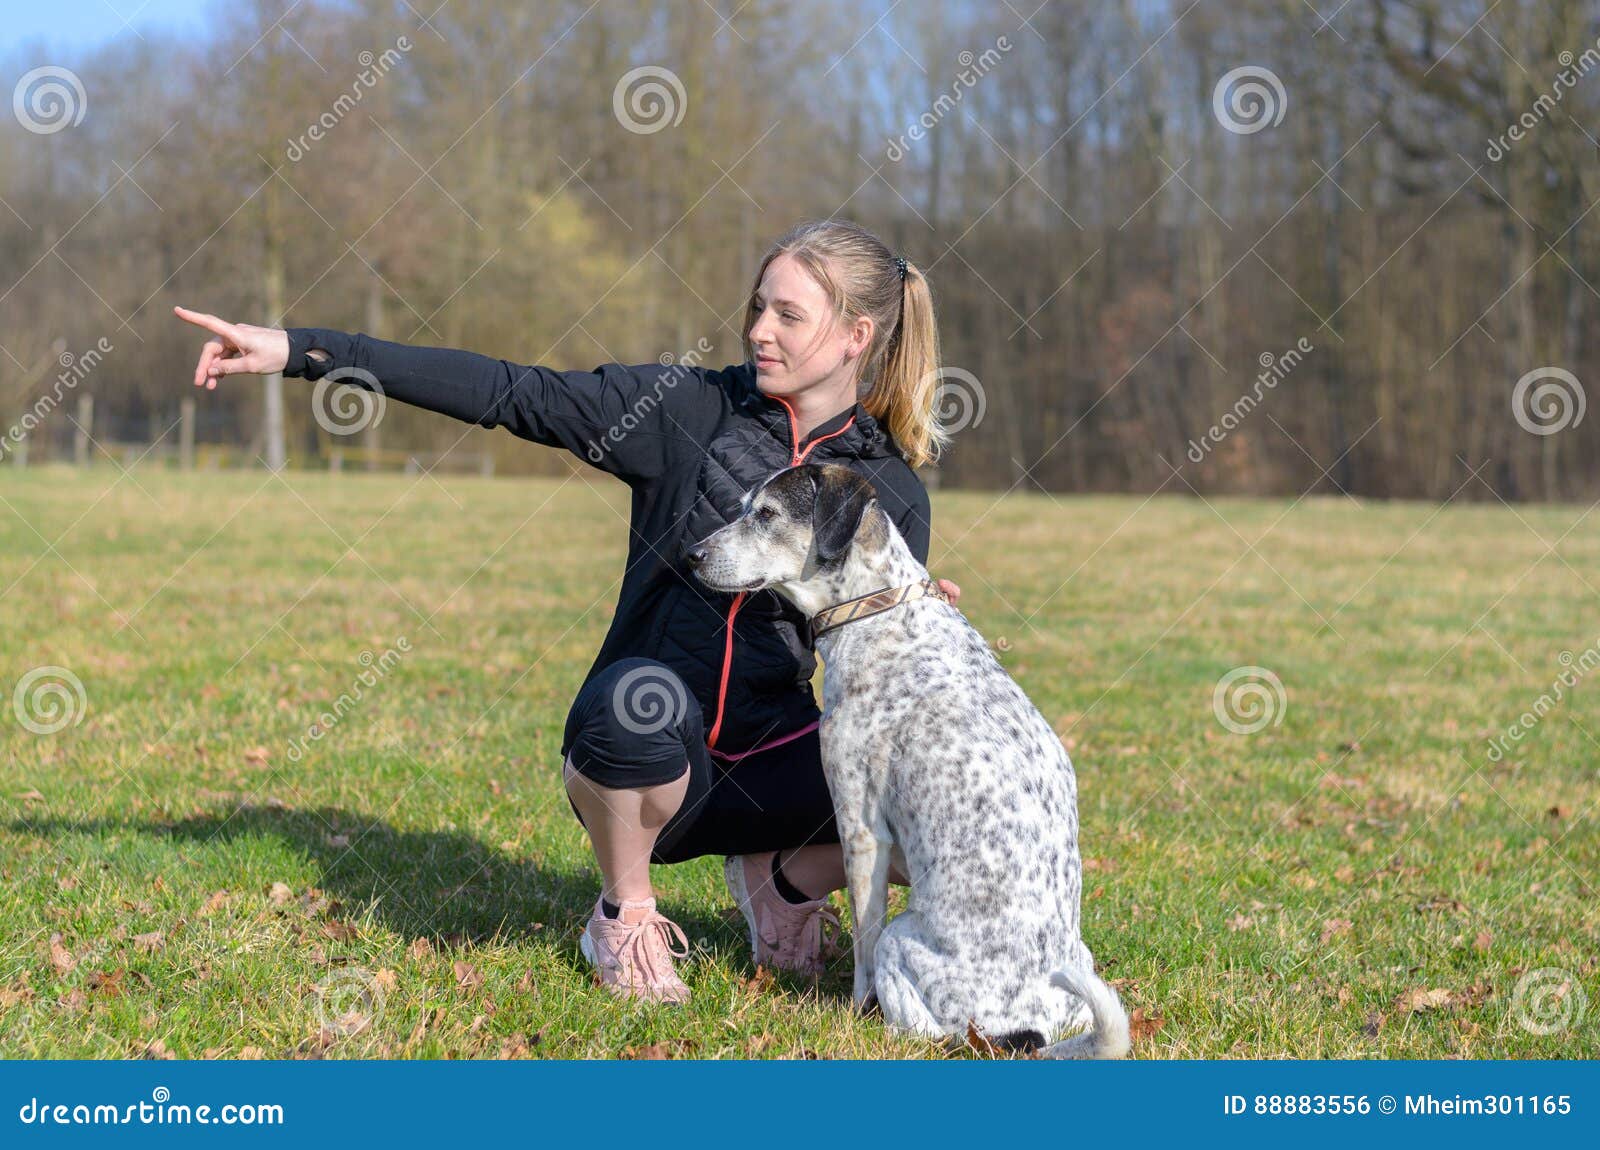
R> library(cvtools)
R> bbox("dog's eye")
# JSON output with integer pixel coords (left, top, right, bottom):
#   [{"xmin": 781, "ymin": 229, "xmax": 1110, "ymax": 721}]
[{"xmin": 755, "ymin": 505, "xmax": 778, "ymax": 523}]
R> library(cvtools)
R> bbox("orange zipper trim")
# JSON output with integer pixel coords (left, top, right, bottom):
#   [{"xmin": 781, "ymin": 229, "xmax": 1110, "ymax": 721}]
[{"xmin": 705, "ymin": 398, "xmax": 856, "ymax": 751}]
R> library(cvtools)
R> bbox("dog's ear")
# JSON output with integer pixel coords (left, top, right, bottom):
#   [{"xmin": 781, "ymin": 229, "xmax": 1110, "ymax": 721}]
[{"xmin": 809, "ymin": 464, "xmax": 877, "ymax": 564}]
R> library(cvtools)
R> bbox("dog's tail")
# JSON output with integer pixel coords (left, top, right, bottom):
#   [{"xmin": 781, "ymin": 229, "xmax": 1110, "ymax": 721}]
[{"xmin": 1040, "ymin": 965, "xmax": 1131, "ymax": 1060}]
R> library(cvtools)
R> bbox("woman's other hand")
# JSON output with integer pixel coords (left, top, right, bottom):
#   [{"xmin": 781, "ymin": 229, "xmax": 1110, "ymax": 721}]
[
  {"xmin": 174, "ymin": 306, "xmax": 290, "ymax": 388},
  {"xmin": 935, "ymin": 577, "xmax": 961, "ymax": 606}
]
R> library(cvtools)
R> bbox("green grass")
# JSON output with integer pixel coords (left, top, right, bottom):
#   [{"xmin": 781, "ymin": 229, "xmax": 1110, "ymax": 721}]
[{"xmin": 1, "ymin": 463, "xmax": 1596, "ymax": 1059}]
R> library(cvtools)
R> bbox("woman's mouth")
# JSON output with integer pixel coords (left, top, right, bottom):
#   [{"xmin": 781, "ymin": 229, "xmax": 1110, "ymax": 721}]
[{"xmin": 756, "ymin": 354, "xmax": 780, "ymax": 370}]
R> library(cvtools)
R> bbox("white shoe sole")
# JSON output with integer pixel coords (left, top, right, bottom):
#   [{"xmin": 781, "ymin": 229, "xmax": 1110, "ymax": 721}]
[{"xmin": 723, "ymin": 855, "xmax": 760, "ymax": 960}]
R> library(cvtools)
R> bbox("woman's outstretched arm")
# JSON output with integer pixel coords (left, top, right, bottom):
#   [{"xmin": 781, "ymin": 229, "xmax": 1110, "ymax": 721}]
[{"xmin": 174, "ymin": 307, "xmax": 729, "ymax": 483}]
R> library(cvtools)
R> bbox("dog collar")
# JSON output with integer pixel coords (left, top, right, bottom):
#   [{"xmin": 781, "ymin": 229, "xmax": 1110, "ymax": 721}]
[{"xmin": 809, "ymin": 578, "xmax": 952, "ymax": 645}]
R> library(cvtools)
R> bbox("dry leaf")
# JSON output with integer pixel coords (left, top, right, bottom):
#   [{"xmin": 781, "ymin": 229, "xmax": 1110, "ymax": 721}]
[
  {"xmin": 1396, "ymin": 987, "xmax": 1455, "ymax": 1013},
  {"xmin": 453, "ymin": 961, "xmax": 483, "ymax": 992},
  {"xmin": 742, "ymin": 965, "xmax": 776, "ymax": 994},
  {"xmin": 139, "ymin": 1038, "xmax": 175, "ymax": 1060},
  {"xmin": 1473, "ymin": 931, "xmax": 1492, "ymax": 953},
  {"xmin": 18, "ymin": 789, "xmax": 45, "ymax": 803},
  {"xmin": 1227, "ymin": 913, "xmax": 1254, "ymax": 932},
  {"xmin": 320, "ymin": 921, "xmax": 357, "ymax": 943},
  {"xmin": 1320, "ymin": 918, "xmax": 1353, "ymax": 944},
  {"xmin": 409, "ymin": 937, "xmax": 433, "ymax": 960},
  {"xmin": 199, "ymin": 890, "xmax": 229, "ymax": 916},
  {"xmin": 243, "ymin": 746, "xmax": 269, "ymax": 766},
  {"xmin": 239, "ymin": 1046, "xmax": 266, "ymax": 1059},
  {"xmin": 374, "ymin": 968, "xmax": 398, "ymax": 992},
  {"xmin": 268, "ymin": 882, "xmax": 294, "ymax": 905},
  {"xmin": 49, "ymin": 933, "xmax": 76, "ymax": 976},
  {"xmin": 1128, "ymin": 1007, "xmax": 1165, "ymax": 1041},
  {"xmin": 133, "ymin": 931, "xmax": 165, "ymax": 954}
]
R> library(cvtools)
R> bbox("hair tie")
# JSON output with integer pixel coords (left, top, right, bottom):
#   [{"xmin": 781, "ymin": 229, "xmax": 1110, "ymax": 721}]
[{"xmin": 894, "ymin": 256, "xmax": 907, "ymax": 281}]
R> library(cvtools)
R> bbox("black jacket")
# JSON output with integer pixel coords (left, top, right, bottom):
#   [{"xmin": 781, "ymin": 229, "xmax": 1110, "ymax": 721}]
[{"xmin": 283, "ymin": 329, "xmax": 932, "ymax": 754}]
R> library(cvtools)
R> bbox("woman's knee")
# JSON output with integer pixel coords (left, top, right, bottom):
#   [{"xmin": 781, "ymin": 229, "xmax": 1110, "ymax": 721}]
[{"xmin": 562, "ymin": 658, "xmax": 703, "ymax": 789}]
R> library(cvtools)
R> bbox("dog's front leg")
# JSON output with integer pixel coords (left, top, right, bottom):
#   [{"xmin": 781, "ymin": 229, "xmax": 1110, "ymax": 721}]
[{"xmin": 837, "ymin": 815, "xmax": 894, "ymax": 1011}]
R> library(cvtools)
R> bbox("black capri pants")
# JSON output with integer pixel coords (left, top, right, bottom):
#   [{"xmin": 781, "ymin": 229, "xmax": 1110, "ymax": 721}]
[{"xmin": 560, "ymin": 657, "xmax": 839, "ymax": 864}]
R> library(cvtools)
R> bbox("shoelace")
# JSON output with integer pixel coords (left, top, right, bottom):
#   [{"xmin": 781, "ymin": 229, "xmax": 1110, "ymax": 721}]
[
  {"xmin": 762, "ymin": 899, "xmax": 844, "ymax": 968},
  {"xmin": 618, "ymin": 912, "xmax": 690, "ymax": 987}
]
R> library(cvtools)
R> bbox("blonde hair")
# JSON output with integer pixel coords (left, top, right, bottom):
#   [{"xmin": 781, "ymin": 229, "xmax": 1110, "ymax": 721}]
[{"xmin": 740, "ymin": 219, "xmax": 946, "ymax": 469}]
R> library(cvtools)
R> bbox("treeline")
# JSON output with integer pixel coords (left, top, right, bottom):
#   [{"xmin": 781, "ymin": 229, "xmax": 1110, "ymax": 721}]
[{"xmin": 1, "ymin": 0, "xmax": 1596, "ymax": 500}]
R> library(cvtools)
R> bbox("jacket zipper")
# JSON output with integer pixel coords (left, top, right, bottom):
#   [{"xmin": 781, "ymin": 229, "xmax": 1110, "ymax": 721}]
[{"xmin": 705, "ymin": 397, "xmax": 857, "ymax": 750}]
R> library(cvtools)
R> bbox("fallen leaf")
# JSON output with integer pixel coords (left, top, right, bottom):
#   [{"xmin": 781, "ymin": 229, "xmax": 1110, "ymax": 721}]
[
  {"xmin": 1396, "ymin": 987, "xmax": 1455, "ymax": 1013},
  {"xmin": 133, "ymin": 932, "xmax": 165, "ymax": 954},
  {"xmin": 742, "ymin": 965, "xmax": 776, "ymax": 994},
  {"xmin": 49, "ymin": 933, "xmax": 76, "ymax": 976},
  {"xmin": 453, "ymin": 961, "xmax": 483, "ymax": 992},
  {"xmin": 139, "ymin": 1038, "xmax": 175, "ymax": 1060},
  {"xmin": 1473, "ymin": 931, "xmax": 1492, "ymax": 953},
  {"xmin": 199, "ymin": 890, "xmax": 229, "ymax": 916},
  {"xmin": 1227, "ymin": 913, "xmax": 1255, "ymax": 932},
  {"xmin": 374, "ymin": 968, "xmax": 398, "ymax": 992},
  {"xmin": 268, "ymin": 882, "xmax": 294, "ymax": 905},
  {"xmin": 1547, "ymin": 805, "xmax": 1572, "ymax": 820},
  {"xmin": 408, "ymin": 937, "xmax": 433, "ymax": 960},
  {"xmin": 243, "ymin": 746, "xmax": 269, "ymax": 766},
  {"xmin": 1320, "ymin": 918, "xmax": 1353, "ymax": 944},
  {"xmin": 320, "ymin": 921, "xmax": 357, "ymax": 943},
  {"xmin": 18, "ymin": 789, "xmax": 45, "ymax": 803},
  {"xmin": 1128, "ymin": 1007, "xmax": 1165, "ymax": 1041},
  {"xmin": 964, "ymin": 1021, "xmax": 1002, "ymax": 1057},
  {"xmin": 239, "ymin": 1046, "xmax": 266, "ymax": 1059}
]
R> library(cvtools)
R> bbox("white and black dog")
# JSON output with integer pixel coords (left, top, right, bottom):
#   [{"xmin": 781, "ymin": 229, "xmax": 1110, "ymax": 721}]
[{"xmin": 689, "ymin": 463, "xmax": 1129, "ymax": 1058}]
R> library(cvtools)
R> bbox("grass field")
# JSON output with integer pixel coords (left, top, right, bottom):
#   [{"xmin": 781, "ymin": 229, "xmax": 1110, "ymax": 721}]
[{"xmin": 1, "ymin": 464, "xmax": 1596, "ymax": 1059}]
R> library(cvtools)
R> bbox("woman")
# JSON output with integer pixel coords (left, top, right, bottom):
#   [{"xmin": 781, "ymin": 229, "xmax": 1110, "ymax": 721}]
[{"xmin": 176, "ymin": 218, "xmax": 961, "ymax": 1004}]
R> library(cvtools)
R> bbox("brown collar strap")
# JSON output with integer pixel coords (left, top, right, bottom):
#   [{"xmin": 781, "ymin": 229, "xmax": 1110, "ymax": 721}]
[{"xmin": 809, "ymin": 578, "xmax": 951, "ymax": 645}]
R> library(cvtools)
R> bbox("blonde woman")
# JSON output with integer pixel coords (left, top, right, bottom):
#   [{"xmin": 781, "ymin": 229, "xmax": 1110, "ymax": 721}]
[{"xmin": 176, "ymin": 218, "xmax": 961, "ymax": 1003}]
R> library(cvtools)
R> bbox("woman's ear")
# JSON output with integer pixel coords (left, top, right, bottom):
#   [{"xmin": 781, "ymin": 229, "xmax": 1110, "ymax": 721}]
[{"xmin": 811, "ymin": 465, "xmax": 876, "ymax": 563}]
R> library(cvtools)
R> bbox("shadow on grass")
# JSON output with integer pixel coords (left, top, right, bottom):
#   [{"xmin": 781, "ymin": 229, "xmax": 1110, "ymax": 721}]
[{"xmin": 7, "ymin": 804, "xmax": 751, "ymax": 965}]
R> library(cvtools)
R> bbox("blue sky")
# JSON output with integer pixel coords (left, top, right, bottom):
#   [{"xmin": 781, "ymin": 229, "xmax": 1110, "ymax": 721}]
[{"xmin": 5, "ymin": 0, "xmax": 215, "ymax": 54}]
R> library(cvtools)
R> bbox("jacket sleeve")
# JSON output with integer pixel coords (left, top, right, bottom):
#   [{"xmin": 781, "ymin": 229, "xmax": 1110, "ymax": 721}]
[
  {"xmin": 892, "ymin": 481, "xmax": 932, "ymax": 567},
  {"xmin": 283, "ymin": 328, "xmax": 728, "ymax": 483}
]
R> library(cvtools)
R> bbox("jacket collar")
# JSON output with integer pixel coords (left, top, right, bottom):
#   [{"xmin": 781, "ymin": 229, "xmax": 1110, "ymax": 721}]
[{"xmin": 736, "ymin": 362, "xmax": 899, "ymax": 462}]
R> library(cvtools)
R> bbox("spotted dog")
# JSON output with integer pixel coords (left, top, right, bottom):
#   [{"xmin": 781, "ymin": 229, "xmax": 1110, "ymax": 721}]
[{"xmin": 688, "ymin": 463, "xmax": 1129, "ymax": 1058}]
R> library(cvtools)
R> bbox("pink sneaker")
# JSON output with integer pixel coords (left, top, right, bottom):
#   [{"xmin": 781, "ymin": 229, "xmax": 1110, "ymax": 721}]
[
  {"xmin": 578, "ymin": 895, "xmax": 692, "ymax": 1004},
  {"xmin": 724, "ymin": 853, "xmax": 842, "ymax": 977}
]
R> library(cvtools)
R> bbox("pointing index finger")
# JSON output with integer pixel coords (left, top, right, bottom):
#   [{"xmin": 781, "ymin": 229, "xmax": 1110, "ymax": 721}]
[{"xmin": 173, "ymin": 305, "xmax": 238, "ymax": 341}]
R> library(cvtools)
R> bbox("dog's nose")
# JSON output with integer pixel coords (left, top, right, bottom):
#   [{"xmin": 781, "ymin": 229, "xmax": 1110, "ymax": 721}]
[{"xmin": 686, "ymin": 547, "xmax": 707, "ymax": 568}]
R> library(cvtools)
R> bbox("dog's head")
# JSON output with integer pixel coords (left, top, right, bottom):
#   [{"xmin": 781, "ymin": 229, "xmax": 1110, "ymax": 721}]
[{"xmin": 687, "ymin": 463, "xmax": 889, "ymax": 609}]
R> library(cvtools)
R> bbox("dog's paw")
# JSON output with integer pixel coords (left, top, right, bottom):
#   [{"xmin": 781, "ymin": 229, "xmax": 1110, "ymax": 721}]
[{"xmin": 854, "ymin": 989, "xmax": 881, "ymax": 1019}]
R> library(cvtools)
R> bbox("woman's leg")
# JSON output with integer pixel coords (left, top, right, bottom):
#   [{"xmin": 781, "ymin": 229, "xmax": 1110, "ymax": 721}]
[
  {"xmin": 563, "ymin": 754, "xmax": 688, "ymax": 903},
  {"xmin": 775, "ymin": 842, "xmax": 909, "ymax": 899}
]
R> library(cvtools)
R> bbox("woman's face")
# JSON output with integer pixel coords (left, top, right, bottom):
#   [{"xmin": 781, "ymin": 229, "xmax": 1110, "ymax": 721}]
[{"xmin": 747, "ymin": 253, "xmax": 873, "ymax": 399}]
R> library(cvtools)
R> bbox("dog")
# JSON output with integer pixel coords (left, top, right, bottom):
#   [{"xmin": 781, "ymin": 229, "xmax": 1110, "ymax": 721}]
[{"xmin": 688, "ymin": 462, "xmax": 1129, "ymax": 1058}]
